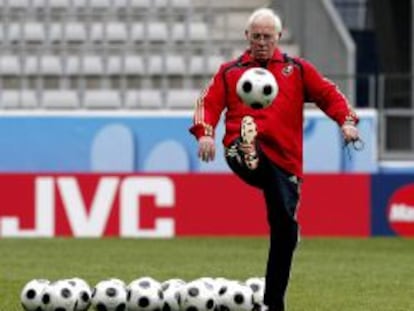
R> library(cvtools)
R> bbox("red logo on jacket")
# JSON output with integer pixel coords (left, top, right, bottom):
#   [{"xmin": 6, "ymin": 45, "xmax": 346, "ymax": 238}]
[{"xmin": 282, "ymin": 65, "xmax": 294, "ymax": 76}]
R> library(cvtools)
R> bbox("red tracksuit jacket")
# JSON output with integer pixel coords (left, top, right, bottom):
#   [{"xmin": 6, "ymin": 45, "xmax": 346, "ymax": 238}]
[{"xmin": 189, "ymin": 48, "xmax": 358, "ymax": 178}]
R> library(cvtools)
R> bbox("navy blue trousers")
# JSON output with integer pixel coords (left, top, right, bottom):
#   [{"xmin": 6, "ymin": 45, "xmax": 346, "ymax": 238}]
[{"xmin": 226, "ymin": 143, "xmax": 300, "ymax": 310}]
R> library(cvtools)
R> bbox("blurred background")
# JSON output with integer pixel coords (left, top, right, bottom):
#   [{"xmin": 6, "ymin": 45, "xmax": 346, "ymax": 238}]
[{"xmin": 0, "ymin": 0, "xmax": 413, "ymax": 238}]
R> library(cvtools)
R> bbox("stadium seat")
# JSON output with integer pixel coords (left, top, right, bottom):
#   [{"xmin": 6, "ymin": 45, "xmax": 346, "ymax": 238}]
[
  {"xmin": 23, "ymin": 56, "xmax": 40, "ymax": 76},
  {"xmin": 130, "ymin": 23, "xmax": 144, "ymax": 41},
  {"xmin": 165, "ymin": 89, "xmax": 200, "ymax": 108},
  {"xmin": 137, "ymin": 89, "xmax": 163, "ymax": 109},
  {"xmin": 65, "ymin": 55, "xmax": 104, "ymax": 75},
  {"xmin": 90, "ymin": 22, "xmax": 128, "ymax": 42},
  {"xmin": 64, "ymin": 22, "xmax": 88, "ymax": 42},
  {"xmin": 65, "ymin": 56, "xmax": 81, "ymax": 75},
  {"xmin": 90, "ymin": 0, "xmax": 111, "ymax": 8},
  {"xmin": 0, "ymin": 0, "xmax": 297, "ymax": 112},
  {"xmin": 106, "ymin": 55, "xmax": 145, "ymax": 75},
  {"xmin": 172, "ymin": 22, "xmax": 208, "ymax": 41},
  {"xmin": 124, "ymin": 56, "xmax": 145, "ymax": 74},
  {"xmin": 146, "ymin": 22, "xmax": 169, "ymax": 41},
  {"xmin": 113, "ymin": 0, "xmax": 151, "ymax": 8},
  {"xmin": 131, "ymin": 22, "xmax": 168, "ymax": 41},
  {"xmin": 0, "ymin": 55, "xmax": 20, "ymax": 75},
  {"xmin": 189, "ymin": 55, "xmax": 224, "ymax": 75},
  {"xmin": 49, "ymin": 24, "xmax": 63, "ymax": 42},
  {"xmin": 147, "ymin": 55, "xmax": 185, "ymax": 75},
  {"xmin": 125, "ymin": 89, "xmax": 163, "ymax": 108},
  {"xmin": 72, "ymin": 0, "xmax": 87, "ymax": 7},
  {"xmin": 124, "ymin": 90, "xmax": 140, "ymax": 108},
  {"xmin": 4, "ymin": 0, "xmax": 30, "ymax": 9},
  {"xmin": 83, "ymin": 90, "xmax": 122, "ymax": 109},
  {"xmin": 90, "ymin": 23, "xmax": 104, "ymax": 41},
  {"xmin": 169, "ymin": 0, "xmax": 191, "ymax": 8},
  {"xmin": 32, "ymin": 0, "xmax": 47, "ymax": 8},
  {"xmin": 106, "ymin": 56, "xmax": 122, "ymax": 75},
  {"xmin": 149, "ymin": 0, "xmax": 191, "ymax": 9},
  {"xmin": 42, "ymin": 90, "xmax": 80, "ymax": 108},
  {"xmin": 82, "ymin": 56, "xmax": 104, "ymax": 75},
  {"xmin": 8, "ymin": 23, "xmax": 46, "ymax": 42},
  {"xmin": 48, "ymin": 0, "xmax": 71, "ymax": 8},
  {"xmin": 1, "ymin": 91, "xmax": 20, "ymax": 108},
  {"xmin": 106, "ymin": 23, "xmax": 128, "ymax": 42},
  {"xmin": 40, "ymin": 56, "xmax": 62, "ymax": 75},
  {"xmin": 49, "ymin": 23, "xmax": 87, "ymax": 42},
  {"xmin": 1, "ymin": 90, "xmax": 38, "ymax": 109}
]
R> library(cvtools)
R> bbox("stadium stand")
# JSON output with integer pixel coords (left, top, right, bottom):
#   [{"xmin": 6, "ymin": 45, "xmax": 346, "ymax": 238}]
[{"xmin": 0, "ymin": 0, "xmax": 298, "ymax": 109}]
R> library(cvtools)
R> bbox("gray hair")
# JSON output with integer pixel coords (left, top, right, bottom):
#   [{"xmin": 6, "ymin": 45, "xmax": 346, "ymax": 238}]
[{"xmin": 245, "ymin": 8, "xmax": 283, "ymax": 34}]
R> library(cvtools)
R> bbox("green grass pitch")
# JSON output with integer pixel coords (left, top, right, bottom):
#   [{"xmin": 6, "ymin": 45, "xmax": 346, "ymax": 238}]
[{"xmin": 1, "ymin": 237, "xmax": 413, "ymax": 311}]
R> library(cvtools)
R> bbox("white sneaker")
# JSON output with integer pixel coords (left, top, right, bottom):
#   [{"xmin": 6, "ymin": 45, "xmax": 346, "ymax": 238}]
[{"xmin": 240, "ymin": 115, "xmax": 259, "ymax": 170}]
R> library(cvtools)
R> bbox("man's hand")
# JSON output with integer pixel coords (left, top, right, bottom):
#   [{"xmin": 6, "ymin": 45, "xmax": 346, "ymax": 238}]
[
  {"xmin": 198, "ymin": 136, "xmax": 215, "ymax": 162},
  {"xmin": 341, "ymin": 123, "xmax": 359, "ymax": 143}
]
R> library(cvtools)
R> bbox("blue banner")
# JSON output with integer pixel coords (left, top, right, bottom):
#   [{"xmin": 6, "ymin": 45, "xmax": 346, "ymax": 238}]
[
  {"xmin": 0, "ymin": 110, "xmax": 377, "ymax": 173},
  {"xmin": 371, "ymin": 174, "xmax": 414, "ymax": 236}
]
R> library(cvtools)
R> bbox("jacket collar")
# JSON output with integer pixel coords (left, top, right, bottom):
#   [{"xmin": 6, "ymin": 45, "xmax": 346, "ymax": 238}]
[{"xmin": 239, "ymin": 48, "xmax": 285, "ymax": 66}]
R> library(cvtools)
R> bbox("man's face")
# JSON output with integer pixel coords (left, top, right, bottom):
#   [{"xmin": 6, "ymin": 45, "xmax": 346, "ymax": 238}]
[{"xmin": 246, "ymin": 16, "xmax": 279, "ymax": 62}]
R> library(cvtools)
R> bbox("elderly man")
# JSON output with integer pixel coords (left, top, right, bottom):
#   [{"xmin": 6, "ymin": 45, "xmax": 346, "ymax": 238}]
[{"xmin": 189, "ymin": 7, "xmax": 359, "ymax": 311}]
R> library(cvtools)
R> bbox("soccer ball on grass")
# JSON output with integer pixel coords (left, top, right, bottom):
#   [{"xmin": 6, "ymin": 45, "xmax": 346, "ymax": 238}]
[
  {"xmin": 20, "ymin": 279, "xmax": 50, "ymax": 311},
  {"xmin": 126, "ymin": 276, "xmax": 163, "ymax": 311},
  {"xmin": 180, "ymin": 280, "xmax": 216, "ymax": 311},
  {"xmin": 41, "ymin": 280, "xmax": 78, "ymax": 311},
  {"xmin": 66, "ymin": 277, "xmax": 92, "ymax": 311},
  {"xmin": 91, "ymin": 278, "xmax": 127, "ymax": 311},
  {"xmin": 216, "ymin": 281, "xmax": 254, "ymax": 311}
]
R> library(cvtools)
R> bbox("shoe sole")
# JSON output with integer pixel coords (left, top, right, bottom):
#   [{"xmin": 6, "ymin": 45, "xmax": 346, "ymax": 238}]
[
  {"xmin": 241, "ymin": 116, "xmax": 259, "ymax": 170},
  {"xmin": 241, "ymin": 116, "xmax": 257, "ymax": 144}
]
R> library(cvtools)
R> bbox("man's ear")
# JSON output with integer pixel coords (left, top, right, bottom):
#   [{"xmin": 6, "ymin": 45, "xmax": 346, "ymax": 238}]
[{"xmin": 244, "ymin": 30, "xmax": 249, "ymax": 40}]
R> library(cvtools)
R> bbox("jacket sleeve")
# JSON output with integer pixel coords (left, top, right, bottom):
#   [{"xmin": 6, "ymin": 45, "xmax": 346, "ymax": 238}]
[
  {"xmin": 300, "ymin": 58, "xmax": 359, "ymax": 126},
  {"xmin": 189, "ymin": 64, "xmax": 227, "ymax": 140}
]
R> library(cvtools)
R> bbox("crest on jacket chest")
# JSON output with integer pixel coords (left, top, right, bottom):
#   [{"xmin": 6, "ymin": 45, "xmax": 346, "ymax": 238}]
[{"xmin": 282, "ymin": 64, "xmax": 294, "ymax": 76}]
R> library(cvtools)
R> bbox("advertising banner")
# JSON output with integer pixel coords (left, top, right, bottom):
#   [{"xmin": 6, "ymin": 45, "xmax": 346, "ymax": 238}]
[
  {"xmin": 371, "ymin": 174, "xmax": 414, "ymax": 236},
  {"xmin": 0, "ymin": 173, "xmax": 370, "ymax": 238},
  {"xmin": 0, "ymin": 110, "xmax": 377, "ymax": 174}
]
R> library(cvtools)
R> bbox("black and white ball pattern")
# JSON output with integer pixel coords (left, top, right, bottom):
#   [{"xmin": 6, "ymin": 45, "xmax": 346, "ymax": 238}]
[
  {"xmin": 216, "ymin": 281, "xmax": 254, "ymax": 311},
  {"xmin": 66, "ymin": 277, "xmax": 92, "ymax": 311},
  {"xmin": 19, "ymin": 276, "xmax": 264, "ymax": 311},
  {"xmin": 126, "ymin": 277, "xmax": 163, "ymax": 311},
  {"xmin": 236, "ymin": 67, "xmax": 278, "ymax": 109},
  {"xmin": 244, "ymin": 277, "xmax": 265, "ymax": 305},
  {"xmin": 41, "ymin": 280, "xmax": 78, "ymax": 311},
  {"xmin": 20, "ymin": 279, "xmax": 50, "ymax": 311},
  {"xmin": 91, "ymin": 279, "xmax": 127, "ymax": 311},
  {"xmin": 180, "ymin": 280, "xmax": 216, "ymax": 311},
  {"xmin": 161, "ymin": 278, "xmax": 186, "ymax": 311}
]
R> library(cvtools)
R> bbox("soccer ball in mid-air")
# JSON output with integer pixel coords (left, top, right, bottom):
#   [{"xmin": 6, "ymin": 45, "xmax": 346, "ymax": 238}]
[
  {"xmin": 126, "ymin": 276, "xmax": 163, "ymax": 311},
  {"xmin": 20, "ymin": 278, "xmax": 50, "ymax": 311},
  {"xmin": 91, "ymin": 278, "xmax": 127, "ymax": 311},
  {"xmin": 41, "ymin": 280, "xmax": 78, "ymax": 311},
  {"xmin": 236, "ymin": 67, "xmax": 278, "ymax": 109}
]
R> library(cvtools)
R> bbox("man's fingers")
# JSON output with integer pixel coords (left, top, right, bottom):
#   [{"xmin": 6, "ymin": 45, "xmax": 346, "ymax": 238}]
[
  {"xmin": 342, "ymin": 124, "xmax": 359, "ymax": 142},
  {"xmin": 198, "ymin": 142, "xmax": 215, "ymax": 162},
  {"xmin": 198, "ymin": 136, "xmax": 215, "ymax": 162}
]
